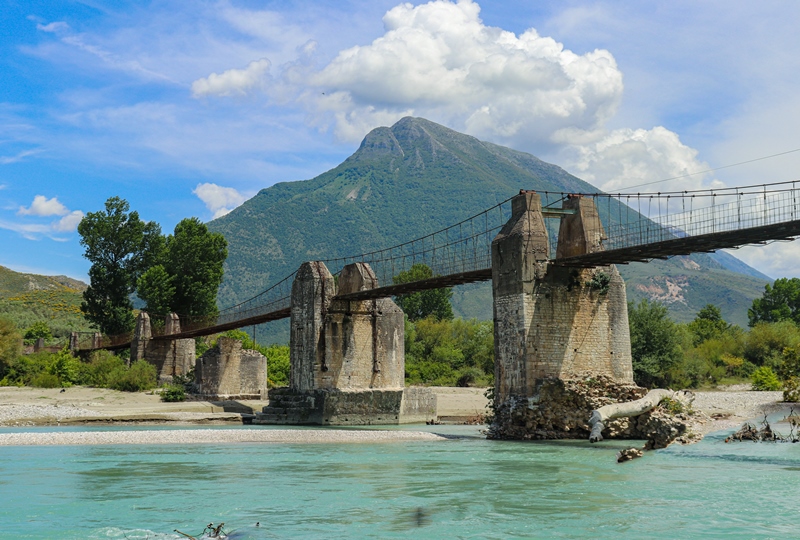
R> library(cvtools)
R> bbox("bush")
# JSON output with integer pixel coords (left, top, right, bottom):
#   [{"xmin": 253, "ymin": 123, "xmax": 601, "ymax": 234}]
[
  {"xmin": 751, "ymin": 366, "xmax": 782, "ymax": 391},
  {"xmin": 264, "ymin": 345, "xmax": 289, "ymax": 387},
  {"xmin": 160, "ymin": 383, "xmax": 186, "ymax": 402},
  {"xmin": 106, "ymin": 359, "xmax": 157, "ymax": 392},
  {"xmin": 30, "ymin": 372, "xmax": 61, "ymax": 388},
  {"xmin": 47, "ymin": 347, "xmax": 81, "ymax": 387},
  {"xmin": 80, "ymin": 350, "xmax": 127, "ymax": 387},
  {"xmin": 0, "ymin": 352, "xmax": 49, "ymax": 386},
  {"xmin": 784, "ymin": 377, "xmax": 800, "ymax": 402}
]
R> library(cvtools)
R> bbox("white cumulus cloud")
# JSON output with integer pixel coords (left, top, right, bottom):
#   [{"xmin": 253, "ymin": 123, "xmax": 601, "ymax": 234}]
[
  {"xmin": 304, "ymin": 0, "xmax": 623, "ymax": 146},
  {"xmin": 18, "ymin": 195, "xmax": 70, "ymax": 216},
  {"xmin": 191, "ymin": 59, "xmax": 271, "ymax": 97},
  {"xmin": 193, "ymin": 183, "xmax": 247, "ymax": 219},
  {"xmin": 562, "ymin": 127, "xmax": 725, "ymax": 194},
  {"xmin": 53, "ymin": 210, "xmax": 84, "ymax": 232}
]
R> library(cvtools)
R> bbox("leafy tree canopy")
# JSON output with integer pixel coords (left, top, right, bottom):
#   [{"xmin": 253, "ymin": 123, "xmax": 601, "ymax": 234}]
[
  {"xmin": 748, "ymin": 278, "xmax": 800, "ymax": 327},
  {"xmin": 393, "ymin": 263, "xmax": 453, "ymax": 321},
  {"xmin": 628, "ymin": 299, "xmax": 683, "ymax": 388},
  {"xmin": 78, "ymin": 197, "xmax": 164, "ymax": 335},
  {"xmin": 24, "ymin": 321, "xmax": 53, "ymax": 342},
  {"xmin": 0, "ymin": 316, "xmax": 21, "ymax": 379},
  {"xmin": 687, "ymin": 304, "xmax": 730, "ymax": 346},
  {"xmin": 137, "ymin": 217, "xmax": 227, "ymax": 320}
]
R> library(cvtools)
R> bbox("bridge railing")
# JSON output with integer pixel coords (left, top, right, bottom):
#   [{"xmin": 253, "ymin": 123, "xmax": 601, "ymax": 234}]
[{"xmin": 599, "ymin": 182, "xmax": 800, "ymax": 252}]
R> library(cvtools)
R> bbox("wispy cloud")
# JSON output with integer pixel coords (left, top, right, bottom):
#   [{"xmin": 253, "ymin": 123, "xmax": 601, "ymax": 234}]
[{"xmin": 0, "ymin": 149, "xmax": 42, "ymax": 164}]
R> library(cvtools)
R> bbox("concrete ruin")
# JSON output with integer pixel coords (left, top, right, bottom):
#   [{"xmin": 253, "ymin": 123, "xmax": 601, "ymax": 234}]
[
  {"xmin": 490, "ymin": 191, "xmax": 638, "ymax": 440},
  {"xmin": 130, "ymin": 312, "xmax": 195, "ymax": 383},
  {"xmin": 194, "ymin": 337, "xmax": 267, "ymax": 400},
  {"xmin": 254, "ymin": 261, "xmax": 436, "ymax": 425}
]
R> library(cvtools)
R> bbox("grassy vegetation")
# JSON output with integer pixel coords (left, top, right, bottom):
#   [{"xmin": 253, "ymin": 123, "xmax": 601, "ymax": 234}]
[{"xmin": 0, "ymin": 266, "xmax": 94, "ymax": 342}]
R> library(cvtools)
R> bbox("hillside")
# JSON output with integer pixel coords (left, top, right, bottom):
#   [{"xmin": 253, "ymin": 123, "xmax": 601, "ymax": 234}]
[
  {"xmin": 209, "ymin": 117, "xmax": 769, "ymax": 336},
  {"xmin": 0, "ymin": 266, "xmax": 93, "ymax": 339}
]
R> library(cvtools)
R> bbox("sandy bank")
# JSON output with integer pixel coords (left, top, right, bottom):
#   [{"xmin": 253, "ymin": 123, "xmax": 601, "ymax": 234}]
[
  {"xmin": 0, "ymin": 428, "xmax": 447, "ymax": 446},
  {"xmin": 0, "ymin": 384, "xmax": 793, "ymax": 441}
]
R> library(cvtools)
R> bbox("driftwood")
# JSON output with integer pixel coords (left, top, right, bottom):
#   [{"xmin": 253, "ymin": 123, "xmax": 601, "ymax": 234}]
[{"xmin": 589, "ymin": 389, "xmax": 680, "ymax": 443}]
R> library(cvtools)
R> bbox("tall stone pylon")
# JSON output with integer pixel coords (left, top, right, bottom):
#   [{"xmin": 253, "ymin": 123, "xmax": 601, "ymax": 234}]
[
  {"xmin": 322, "ymin": 262, "xmax": 404, "ymax": 390},
  {"xmin": 289, "ymin": 261, "xmax": 335, "ymax": 392},
  {"xmin": 490, "ymin": 191, "xmax": 634, "ymax": 440},
  {"xmin": 258, "ymin": 260, "xmax": 428, "ymax": 425}
]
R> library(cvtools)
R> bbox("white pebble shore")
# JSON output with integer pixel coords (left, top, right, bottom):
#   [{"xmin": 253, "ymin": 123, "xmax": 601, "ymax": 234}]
[{"xmin": 0, "ymin": 428, "xmax": 447, "ymax": 446}]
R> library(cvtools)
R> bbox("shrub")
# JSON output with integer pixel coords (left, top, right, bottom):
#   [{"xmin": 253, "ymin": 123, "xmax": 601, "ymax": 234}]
[
  {"xmin": 80, "ymin": 350, "xmax": 127, "ymax": 387},
  {"xmin": 47, "ymin": 347, "xmax": 81, "ymax": 387},
  {"xmin": 30, "ymin": 372, "xmax": 61, "ymax": 388},
  {"xmin": 264, "ymin": 345, "xmax": 289, "ymax": 387},
  {"xmin": 455, "ymin": 367, "xmax": 485, "ymax": 387},
  {"xmin": 784, "ymin": 377, "xmax": 800, "ymax": 402},
  {"xmin": 0, "ymin": 352, "xmax": 50, "ymax": 386},
  {"xmin": 751, "ymin": 366, "xmax": 781, "ymax": 391},
  {"xmin": 106, "ymin": 359, "xmax": 157, "ymax": 392},
  {"xmin": 160, "ymin": 383, "xmax": 186, "ymax": 402}
]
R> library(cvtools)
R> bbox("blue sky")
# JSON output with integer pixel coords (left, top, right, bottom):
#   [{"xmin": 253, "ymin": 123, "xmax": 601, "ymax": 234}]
[{"xmin": 3, "ymin": 0, "xmax": 800, "ymax": 282}]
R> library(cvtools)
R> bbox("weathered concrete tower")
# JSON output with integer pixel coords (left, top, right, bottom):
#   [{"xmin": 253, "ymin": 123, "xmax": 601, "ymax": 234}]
[
  {"xmin": 490, "ymin": 191, "xmax": 636, "ymax": 440},
  {"xmin": 255, "ymin": 260, "xmax": 435, "ymax": 425}
]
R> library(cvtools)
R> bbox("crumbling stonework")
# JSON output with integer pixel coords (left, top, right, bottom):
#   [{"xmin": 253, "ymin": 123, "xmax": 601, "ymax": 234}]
[
  {"xmin": 491, "ymin": 192, "xmax": 641, "ymax": 441},
  {"xmin": 130, "ymin": 312, "xmax": 195, "ymax": 382},
  {"xmin": 253, "ymin": 386, "xmax": 436, "ymax": 425},
  {"xmin": 194, "ymin": 337, "xmax": 267, "ymax": 400},
  {"xmin": 488, "ymin": 375, "xmax": 692, "ymax": 449},
  {"xmin": 260, "ymin": 261, "xmax": 407, "ymax": 425},
  {"xmin": 322, "ymin": 262, "xmax": 404, "ymax": 390}
]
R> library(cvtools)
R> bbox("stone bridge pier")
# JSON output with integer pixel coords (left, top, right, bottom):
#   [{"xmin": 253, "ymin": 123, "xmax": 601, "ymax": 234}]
[
  {"xmin": 131, "ymin": 312, "xmax": 195, "ymax": 383},
  {"xmin": 490, "ymin": 191, "xmax": 638, "ymax": 440},
  {"xmin": 254, "ymin": 261, "xmax": 436, "ymax": 425}
]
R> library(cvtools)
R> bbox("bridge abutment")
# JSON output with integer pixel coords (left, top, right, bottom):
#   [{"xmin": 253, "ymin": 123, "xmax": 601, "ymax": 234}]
[
  {"xmin": 255, "ymin": 261, "xmax": 435, "ymax": 425},
  {"xmin": 490, "ymin": 192, "xmax": 638, "ymax": 440}
]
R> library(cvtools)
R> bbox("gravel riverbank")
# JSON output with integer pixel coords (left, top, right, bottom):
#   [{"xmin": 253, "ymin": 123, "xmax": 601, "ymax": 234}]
[
  {"xmin": 0, "ymin": 428, "xmax": 447, "ymax": 446},
  {"xmin": 0, "ymin": 385, "xmax": 793, "ymax": 446}
]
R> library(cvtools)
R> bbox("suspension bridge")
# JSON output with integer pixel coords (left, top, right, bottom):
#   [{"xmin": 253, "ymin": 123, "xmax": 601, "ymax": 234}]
[{"xmin": 75, "ymin": 180, "xmax": 800, "ymax": 351}]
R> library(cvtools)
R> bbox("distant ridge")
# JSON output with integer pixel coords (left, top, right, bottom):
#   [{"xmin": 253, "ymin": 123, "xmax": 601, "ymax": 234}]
[{"xmin": 209, "ymin": 117, "xmax": 769, "ymax": 332}]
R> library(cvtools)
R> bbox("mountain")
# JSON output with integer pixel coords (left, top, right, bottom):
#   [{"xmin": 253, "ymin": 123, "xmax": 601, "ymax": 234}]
[
  {"xmin": 0, "ymin": 266, "xmax": 92, "ymax": 338},
  {"xmin": 209, "ymin": 117, "xmax": 770, "ymax": 337}
]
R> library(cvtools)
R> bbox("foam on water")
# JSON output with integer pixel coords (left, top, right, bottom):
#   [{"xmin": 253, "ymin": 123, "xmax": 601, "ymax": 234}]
[{"xmin": 2, "ymin": 424, "xmax": 799, "ymax": 539}]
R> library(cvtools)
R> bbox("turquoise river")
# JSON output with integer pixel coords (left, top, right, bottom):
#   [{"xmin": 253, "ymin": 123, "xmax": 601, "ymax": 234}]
[{"xmin": 1, "ymin": 422, "xmax": 798, "ymax": 539}]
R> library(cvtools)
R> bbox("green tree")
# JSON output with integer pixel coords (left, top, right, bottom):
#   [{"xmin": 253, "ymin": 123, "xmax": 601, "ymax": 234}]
[
  {"xmin": 748, "ymin": 277, "xmax": 800, "ymax": 326},
  {"xmin": 393, "ymin": 263, "xmax": 453, "ymax": 321},
  {"xmin": 24, "ymin": 321, "xmax": 53, "ymax": 342},
  {"xmin": 0, "ymin": 316, "xmax": 22, "ymax": 380},
  {"xmin": 164, "ymin": 218, "xmax": 227, "ymax": 318},
  {"xmin": 628, "ymin": 299, "xmax": 683, "ymax": 388},
  {"xmin": 136, "ymin": 265, "xmax": 175, "ymax": 316},
  {"xmin": 78, "ymin": 197, "xmax": 164, "ymax": 335},
  {"xmin": 687, "ymin": 304, "xmax": 730, "ymax": 346}
]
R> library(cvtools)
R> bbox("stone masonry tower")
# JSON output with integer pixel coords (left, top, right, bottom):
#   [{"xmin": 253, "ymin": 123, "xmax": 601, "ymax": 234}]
[
  {"xmin": 490, "ymin": 191, "xmax": 634, "ymax": 439},
  {"xmin": 255, "ymin": 260, "xmax": 435, "ymax": 425}
]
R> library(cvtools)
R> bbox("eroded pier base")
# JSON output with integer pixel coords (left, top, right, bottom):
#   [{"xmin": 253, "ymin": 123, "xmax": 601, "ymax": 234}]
[
  {"xmin": 490, "ymin": 192, "xmax": 649, "ymax": 441},
  {"xmin": 255, "ymin": 261, "xmax": 435, "ymax": 425}
]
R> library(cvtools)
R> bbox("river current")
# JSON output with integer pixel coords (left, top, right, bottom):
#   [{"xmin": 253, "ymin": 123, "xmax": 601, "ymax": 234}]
[{"xmin": 1, "ymin": 422, "xmax": 798, "ymax": 539}]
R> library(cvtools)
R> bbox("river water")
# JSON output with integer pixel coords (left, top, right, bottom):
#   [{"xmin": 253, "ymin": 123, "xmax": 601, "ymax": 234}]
[{"xmin": 1, "ymin": 422, "xmax": 798, "ymax": 539}]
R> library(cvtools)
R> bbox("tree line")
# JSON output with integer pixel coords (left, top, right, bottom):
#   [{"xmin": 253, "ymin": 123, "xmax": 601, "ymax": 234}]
[{"xmin": 79, "ymin": 197, "xmax": 227, "ymax": 335}]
